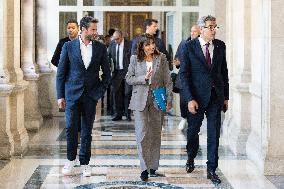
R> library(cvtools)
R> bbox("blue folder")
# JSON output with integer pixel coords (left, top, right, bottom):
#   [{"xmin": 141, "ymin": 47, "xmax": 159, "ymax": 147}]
[{"xmin": 152, "ymin": 87, "xmax": 167, "ymax": 112}]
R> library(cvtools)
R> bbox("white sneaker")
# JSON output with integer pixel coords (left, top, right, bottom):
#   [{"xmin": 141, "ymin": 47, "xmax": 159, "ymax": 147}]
[
  {"xmin": 178, "ymin": 118, "xmax": 187, "ymax": 130},
  {"xmin": 62, "ymin": 160, "xmax": 76, "ymax": 176},
  {"xmin": 82, "ymin": 165, "xmax": 92, "ymax": 177}
]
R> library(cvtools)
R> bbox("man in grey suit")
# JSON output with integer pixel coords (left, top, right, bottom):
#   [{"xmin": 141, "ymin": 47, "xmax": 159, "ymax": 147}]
[
  {"xmin": 108, "ymin": 30, "xmax": 132, "ymax": 121},
  {"xmin": 179, "ymin": 15, "xmax": 229, "ymax": 184},
  {"xmin": 57, "ymin": 16, "xmax": 111, "ymax": 177}
]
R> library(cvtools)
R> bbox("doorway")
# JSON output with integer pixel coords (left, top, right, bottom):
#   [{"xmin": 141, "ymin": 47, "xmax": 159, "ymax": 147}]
[{"xmin": 104, "ymin": 12, "xmax": 151, "ymax": 40}]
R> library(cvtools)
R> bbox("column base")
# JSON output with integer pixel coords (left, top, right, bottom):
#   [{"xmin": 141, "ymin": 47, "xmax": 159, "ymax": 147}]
[
  {"xmin": 38, "ymin": 72, "xmax": 54, "ymax": 117},
  {"xmin": 0, "ymin": 147, "xmax": 12, "ymax": 159},
  {"xmin": 265, "ymin": 158, "xmax": 284, "ymax": 175},
  {"xmin": 224, "ymin": 117, "xmax": 250, "ymax": 156},
  {"xmin": 10, "ymin": 83, "xmax": 29, "ymax": 156},
  {"xmin": 246, "ymin": 130, "xmax": 265, "ymax": 172},
  {"xmin": 25, "ymin": 117, "xmax": 43, "ymax": 132},
  {"xmin": 24, "ymin": 80, "xmax": 43, "ymax": 131}
]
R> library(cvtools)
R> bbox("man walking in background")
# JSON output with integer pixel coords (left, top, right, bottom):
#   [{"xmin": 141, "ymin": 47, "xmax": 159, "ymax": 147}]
[
  {"xmin": 173, "ymin": 25, "xmax": 200, "ymax": 130},
  {"xmin": 51, "ymin": 19, "xmax": 79, "ymax": 67},
  {"xmin": 131, "ymin": 18, "xmax": 171, "ymax": 69},
  {"xmin": 108, "ymin": 30, "xmax": 132, "ymax": 121}
]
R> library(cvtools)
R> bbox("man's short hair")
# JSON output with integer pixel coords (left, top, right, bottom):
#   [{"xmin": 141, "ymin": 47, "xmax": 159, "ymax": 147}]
[
  {"xmin": 197, "ymin": 15, "xmax": 216, "ymax": 27},
  {"xmin": 66, "ymin": 19, "xmax": 78, "ymax": 26},
  {"xmin": 108, "ymin": 28, "xmax": 116, "ymax": 36},
  {"xmin": 143, "ymin": 18, "xmax": 158, "ymax": 29},
  {"xmin": 80, "ymin": 16, "xmax": 98, "ymax": 30}
]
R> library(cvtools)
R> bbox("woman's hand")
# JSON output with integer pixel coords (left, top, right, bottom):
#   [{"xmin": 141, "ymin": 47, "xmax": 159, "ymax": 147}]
[
  {"xmin": 166, "ymin": 101, "xmax": 172, "ymax": 112},
  {"xmin": 173, "ymin": 58, "xmax": 180, "ymax": 66},
  {"xmin": 145, "ymin": 66, "xmax": 153, "ymax": 80}
]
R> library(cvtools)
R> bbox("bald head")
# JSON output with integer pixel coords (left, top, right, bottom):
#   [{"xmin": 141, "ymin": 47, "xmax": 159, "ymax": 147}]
[
  {"xmin": 113, "ymin": 30, "xmax": 123, "ymax": 44},
  {"xmin": 190, "ymin": 25, "xmax": 200, "ymax": 39}
]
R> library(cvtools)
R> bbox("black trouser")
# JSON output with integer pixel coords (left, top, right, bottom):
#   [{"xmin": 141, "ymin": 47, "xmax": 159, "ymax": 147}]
[
  {"xmin": 186, "ymin": 88, "xmax": 222, "ymax": 172},
  {"xmin": 65, "ymin": 92, "xmax": 97, "ymax": 165}
]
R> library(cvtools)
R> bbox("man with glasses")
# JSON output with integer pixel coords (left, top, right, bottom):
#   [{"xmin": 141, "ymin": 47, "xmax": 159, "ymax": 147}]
[{"xmin": 179, "ymin": 15, "xmax": 229, "ymax": 184}]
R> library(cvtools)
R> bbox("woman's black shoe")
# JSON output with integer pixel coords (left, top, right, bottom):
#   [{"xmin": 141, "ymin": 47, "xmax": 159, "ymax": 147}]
[
  {"xmin": 140, "ymin": 170, "xmax": 149, "ymax": 181},
  {"xmin": 150, "ymin": 169, "xmax": 156, "ymax": 177},
  {"xmin": 150, "ymin": 169, "xmax": 164, "ymax": 177},
  {"xmin": 186, "ymin": 159, "xmax": 195, "ymax": 173}
]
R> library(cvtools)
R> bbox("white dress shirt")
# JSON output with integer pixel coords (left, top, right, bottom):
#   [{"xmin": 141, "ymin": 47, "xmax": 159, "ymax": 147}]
[
  {"xmin": 79, "ymin": 35, "xmax": 92, "ymax": 69},
  {"xmin": 116, "ymin": 39, "xmax": 124, "ymax": 69},
  {"xmin": 198, "ymin": 37, "xmax": 214, "ymax": 61}
]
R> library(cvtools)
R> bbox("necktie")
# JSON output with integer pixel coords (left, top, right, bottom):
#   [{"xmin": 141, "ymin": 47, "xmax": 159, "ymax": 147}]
[
  {"xmin": 205, "ymin": 43, "xmax": 211, "ymax": 68},
  {"xmin": 116, "ymin": 44, "xmax": 120, "ymax": 69}
]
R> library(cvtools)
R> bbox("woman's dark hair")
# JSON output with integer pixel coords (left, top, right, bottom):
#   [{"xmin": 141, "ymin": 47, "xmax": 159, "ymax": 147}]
[{"xmin": 137, "ymin": 33, "xmax": 160, "ymax": 62}]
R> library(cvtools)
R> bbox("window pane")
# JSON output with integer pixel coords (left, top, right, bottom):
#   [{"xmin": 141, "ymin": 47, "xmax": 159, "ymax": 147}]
[
  {"xmin": 101, "ymin": 0, "xmax": 175, "ymax": 6},
  {"xmin": 83, "ymin": 11, "xmax": 94, "ymax": 17},
  {"xmin": 59, "ymin": 0, "xmax": 77, "ymax": 6},
  {"xmin": 182, "ymin": 0, "xmax": 199, "ymax": 6},
  {"xmin": 83, "ymin": 0, "xmax": 94, "ymax": 6},
  {"xmin": 182, "ymin": 12, "xmax": 199, "ymax": 39},
  {"xmin": 59, "ymin": 12, "xmax": 77, "ymax": 39}
]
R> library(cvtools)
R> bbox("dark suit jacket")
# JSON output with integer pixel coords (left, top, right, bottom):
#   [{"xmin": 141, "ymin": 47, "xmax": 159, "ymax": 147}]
[
  {"xmin": 56, "ymin": 38, "xmax": 111, "ymax": 102},
  {"xmin": 51, "ymin": 37, "xmax": 71, "ymax": 67},
  {"xmin": 108, "ymin": 38, "xmax": 131, "ymax": 91},
  {"xmin": 179, "ymin": 38, "xmax": 229, "ymax": 108},
  {"xmin": 174, "ymin": 37, "xmax": 191, "ymax": 60}
]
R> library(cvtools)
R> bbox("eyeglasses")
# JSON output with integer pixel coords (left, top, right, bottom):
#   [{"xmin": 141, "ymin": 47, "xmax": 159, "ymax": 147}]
[{"xmin": 203, "ymin": 25, "xmax": 219, "ymax": 31}]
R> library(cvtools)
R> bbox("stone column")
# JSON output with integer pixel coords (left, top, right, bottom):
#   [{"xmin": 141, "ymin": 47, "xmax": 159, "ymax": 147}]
[
  {"xmin": 0, "ymin": 0, "xmax": 29, "ymax": 157},
  {"xmin": 224, "ymin": 0, "xmax": 252, "ymax": 156},
  {"xmin": 0, "ymin": 86, "xmax": 14, "ymax": 159},
  {"xmin": 0, "ymin": 0, "xmax": 13, "ymax": 159},
  {"xmin": 36, "ymin": 0, "xmax": 56, "ymax": 117},
  {"xmin": 21, "ymin": 0, "xmax": 43, "ymax": 131},
  {"xmin": 264, "ymin": 0, "xmax": 284, "ymax": 175}
]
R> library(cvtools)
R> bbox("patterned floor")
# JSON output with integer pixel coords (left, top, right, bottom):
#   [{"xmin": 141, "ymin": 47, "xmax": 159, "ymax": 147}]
[{"xmin": 0, "ymin": 110, "xmax": 281, "ymax": 189}]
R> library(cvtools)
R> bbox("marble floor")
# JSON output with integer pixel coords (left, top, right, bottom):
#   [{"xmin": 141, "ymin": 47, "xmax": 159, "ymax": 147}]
[{"xmin": 0, "ymin": 110, "xmax": 282, "ymax": 189}]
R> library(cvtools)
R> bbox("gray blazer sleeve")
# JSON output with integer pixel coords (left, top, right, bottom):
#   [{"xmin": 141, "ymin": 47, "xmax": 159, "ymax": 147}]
[{"xmin": 125, "ymin": 55, "xmax": 147, "ymax": 86}]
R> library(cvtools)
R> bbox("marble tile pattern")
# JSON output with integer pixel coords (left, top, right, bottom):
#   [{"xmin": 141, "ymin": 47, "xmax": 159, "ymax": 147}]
[{"xmin": 0, "ymin": 112, "xmax": 280, "ymax": 189}]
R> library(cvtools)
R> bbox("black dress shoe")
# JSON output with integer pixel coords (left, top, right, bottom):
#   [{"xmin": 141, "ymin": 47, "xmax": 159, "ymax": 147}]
[
  {"xmin": 126, "ymin": 116, "xmax": 132, "ymax": 121},
  {"xmin": 186, "ymin": 159, "xmax": 195, "ymax": 173},
  {"xmin": 207, "ymin": 171, "xmax": 221, "ymax": 184},
  {"xmin": 112, "ymin": 116, "xmax": 122, "ymax": 121},
  {"xmin": 140, "ymin": 170, "xmax": 148, "ymax": 181}
]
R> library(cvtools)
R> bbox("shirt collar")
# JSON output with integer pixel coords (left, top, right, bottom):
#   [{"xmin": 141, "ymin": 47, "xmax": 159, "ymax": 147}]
[
  {"xmin": 117, "ymin": 38, "xmax": 124, "ymax": 46},
  {"xmin": 79, "ymin": 35, "xmax": 92, "ymax": 46},
  {"xmin": 198, "ymin": 37, "xmax": 212, "ymax": 47}
]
